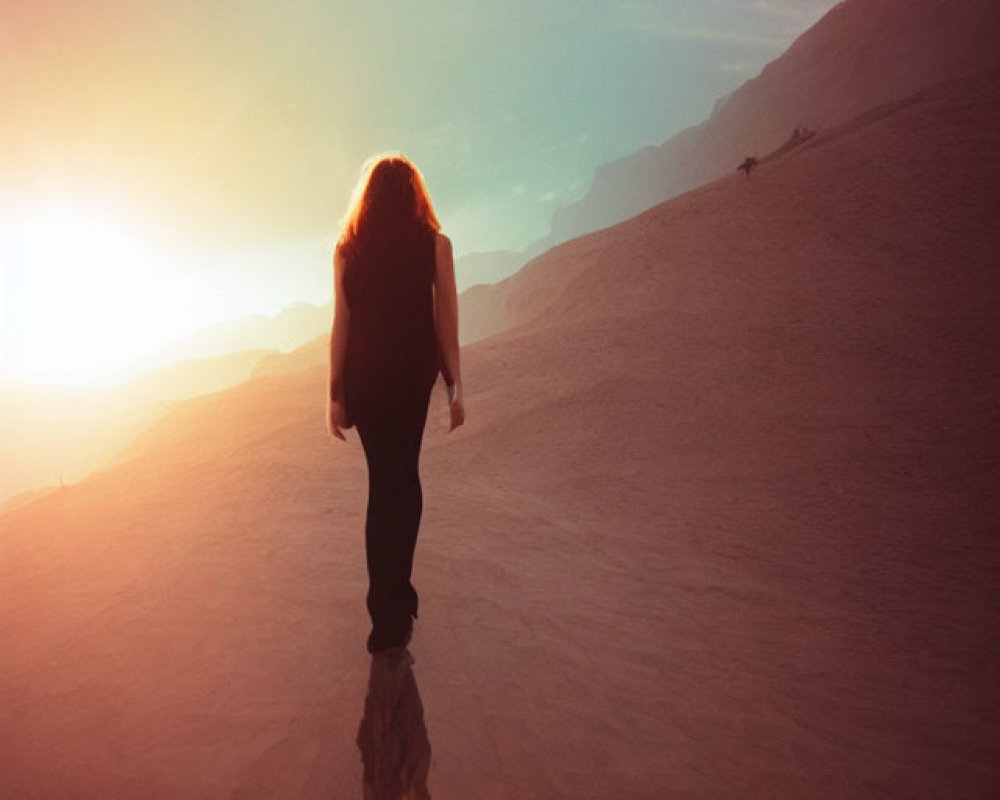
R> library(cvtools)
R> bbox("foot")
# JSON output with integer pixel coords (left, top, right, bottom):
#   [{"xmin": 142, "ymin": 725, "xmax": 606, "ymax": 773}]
[{"xmin": 366, "ymin": 616, "xmax": 413, "ymax": 654}]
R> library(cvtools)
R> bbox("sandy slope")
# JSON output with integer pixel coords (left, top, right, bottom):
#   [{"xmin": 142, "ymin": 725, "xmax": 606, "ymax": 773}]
[{"xmin": 2, "ymin": 70, "xmax": 999, "ymax": 798}]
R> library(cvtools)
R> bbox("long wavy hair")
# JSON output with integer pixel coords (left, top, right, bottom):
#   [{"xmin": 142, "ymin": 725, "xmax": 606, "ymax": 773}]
[{"xmin": 336, "ymin": 152, "xmax": 441, "ymax": 263}]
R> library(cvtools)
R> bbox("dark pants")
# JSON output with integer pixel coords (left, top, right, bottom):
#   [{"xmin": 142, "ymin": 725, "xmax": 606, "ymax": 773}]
[{"xmin": 354, "ymin": 373, "xmax": 435, "ymax": 641}]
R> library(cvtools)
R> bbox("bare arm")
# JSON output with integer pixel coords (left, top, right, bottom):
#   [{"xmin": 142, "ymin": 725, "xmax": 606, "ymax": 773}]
[
  {"xmin": 327, "ymin": 246, "xmax": 350, "ymax": 439},
  {"xmin": 433, "ymin": 232, "xmax": 465, "ymax": 430}
]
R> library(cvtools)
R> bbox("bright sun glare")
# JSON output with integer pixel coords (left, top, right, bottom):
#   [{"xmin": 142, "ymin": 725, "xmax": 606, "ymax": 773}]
[{"xmin": 1, "ymin": 195, "xmax": 218, "ymax": 387}]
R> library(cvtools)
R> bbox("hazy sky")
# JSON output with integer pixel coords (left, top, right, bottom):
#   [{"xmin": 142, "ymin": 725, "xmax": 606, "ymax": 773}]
[{"xmin": 1, "ymin": 0, "xmax": 839, "ymax": 383}]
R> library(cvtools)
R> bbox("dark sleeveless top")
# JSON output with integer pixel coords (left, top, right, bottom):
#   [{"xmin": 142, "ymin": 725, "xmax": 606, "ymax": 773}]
[{"xmin": 342, "ymin": 223, "xmax": 440, "ymax": 417}]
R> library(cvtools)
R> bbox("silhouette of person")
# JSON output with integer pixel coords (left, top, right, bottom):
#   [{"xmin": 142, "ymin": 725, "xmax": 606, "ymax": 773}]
[
  {"xmin": 738, "ymin": 156, "xmax": 758, "ymax": 177},
  {"xmin": 328, "ymin": 153, "xmax": 465, "ymax": 654}
]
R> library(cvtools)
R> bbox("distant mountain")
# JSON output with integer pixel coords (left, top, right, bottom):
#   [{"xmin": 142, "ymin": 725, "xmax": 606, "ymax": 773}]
[
  {"xmin": 543, "ymin": 0, "xmax": 1000, "ymax": 246},
  {"xmin": 250, "ymin": 337, "xmax": 326, "ymax": 379},
  {"xmin": 453, "ymin": 249, "xmax": 524, "ymax": 292},
  {"xmin": 129, "ymin": 300, "xmax": 332, "ymax": 371}
]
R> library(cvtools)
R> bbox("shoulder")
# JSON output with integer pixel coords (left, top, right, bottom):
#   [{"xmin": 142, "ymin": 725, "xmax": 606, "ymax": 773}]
[
  {"xmin": 434, "ymin": 230, "xmax": 451, "ymax": 253},
  {"xmin": 333, "ymin": 241, "xmax": 348, "ymax": 273},
  {"xmin": 432, "ymin": 231, "xmax": 453, "ymax": 281},
  {"xmin": 432, "ymin": 231, "xmax": 456, "ymax": 289},
  {"xmin": 433, "ymin": 230, "xmax": 453, "ymax": 265}
]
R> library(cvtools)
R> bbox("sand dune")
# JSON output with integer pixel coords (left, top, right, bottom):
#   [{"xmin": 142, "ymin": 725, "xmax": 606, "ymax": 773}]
[{"xmin": 2, "ymin": 68, "xmax": 999, "ymax": 799}]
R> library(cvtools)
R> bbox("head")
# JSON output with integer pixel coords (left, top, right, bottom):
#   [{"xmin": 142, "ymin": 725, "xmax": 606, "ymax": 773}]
[{"xmin": 337, "ymin": 152, "xmax": 440, "ymax": 259}]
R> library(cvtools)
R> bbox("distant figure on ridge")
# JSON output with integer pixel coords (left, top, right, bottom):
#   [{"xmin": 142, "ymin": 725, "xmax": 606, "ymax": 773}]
[
  {"xmin": 328, "ymin": 153, "xmax": 465, "ymax": 654},
  {"xmin": 738, "ymin": 156, "xmax": 758, "ymax": 178}
]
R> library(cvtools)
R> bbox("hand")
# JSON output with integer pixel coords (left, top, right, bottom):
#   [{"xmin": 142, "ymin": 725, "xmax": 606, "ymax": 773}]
[
  {"xmin": 449, "ymin": 397, "xmax": 465, "ymax": 432},
  {"xmin": 447, "ymin": 383, "xmax": 465, "ymax": 433},
  {"xmin": 328, "ymin": 399, "xmax": 347, "ymax": 441}
]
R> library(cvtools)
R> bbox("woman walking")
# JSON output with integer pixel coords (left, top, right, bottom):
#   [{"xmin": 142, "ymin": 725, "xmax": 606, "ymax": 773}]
[{"xmin": 328, "ymin": 153, "xmax": 465, "ymax": 654}]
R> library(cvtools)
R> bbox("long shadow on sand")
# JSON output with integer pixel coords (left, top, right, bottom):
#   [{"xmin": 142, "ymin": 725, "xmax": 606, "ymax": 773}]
[{"xmin": 357, "ymin": 648, "xmax": 432, "ymax": 799}]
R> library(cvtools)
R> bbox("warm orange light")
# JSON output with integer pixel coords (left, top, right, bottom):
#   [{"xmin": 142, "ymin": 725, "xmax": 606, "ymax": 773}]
[{"xmin": 2, "ymin": 193, "xmax": 216, "ymax": 386}]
